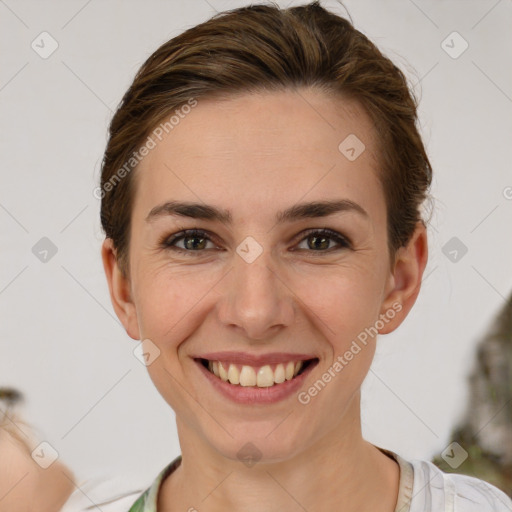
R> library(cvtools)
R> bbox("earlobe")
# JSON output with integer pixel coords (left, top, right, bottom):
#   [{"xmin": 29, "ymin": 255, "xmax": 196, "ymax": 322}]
[
  {"xmin": 378, "ymin": 222, "xmax": 429, "ymax": 335},
  {"xmin": 101, "ymin": 238, "xmax": 140, "ymax": 340}
]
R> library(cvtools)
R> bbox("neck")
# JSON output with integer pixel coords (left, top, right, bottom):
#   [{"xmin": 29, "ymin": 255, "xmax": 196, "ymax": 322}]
[{"xmin": 158, "ymin": 392, "xmax": 400, "ymax": 512}]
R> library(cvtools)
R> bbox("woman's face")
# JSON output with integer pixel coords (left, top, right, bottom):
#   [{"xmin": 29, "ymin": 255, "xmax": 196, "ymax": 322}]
[{"xmin": 103, "ymin": 87, "xmax": 425, "ymax": 462}]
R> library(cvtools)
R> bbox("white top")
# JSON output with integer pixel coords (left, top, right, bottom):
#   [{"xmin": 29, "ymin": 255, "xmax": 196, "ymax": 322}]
[
  {"xmin": 398, "ymin": 455, "xmax": 512, "ymax": 511},
  {"xmin": 60, "ymin": 448, "xmax": 512, "ymax": 511}
]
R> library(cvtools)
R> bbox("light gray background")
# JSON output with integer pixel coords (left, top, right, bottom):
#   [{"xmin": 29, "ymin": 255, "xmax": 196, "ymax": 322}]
[{"xmin": 1, "ymin": 0, "xmax": 511, "ymax": 487}]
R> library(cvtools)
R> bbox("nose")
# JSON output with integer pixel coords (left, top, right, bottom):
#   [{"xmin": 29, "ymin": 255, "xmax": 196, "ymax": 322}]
[{"xmin": 216, "ymin": 247, "xmax": 296, "ymax": 342}]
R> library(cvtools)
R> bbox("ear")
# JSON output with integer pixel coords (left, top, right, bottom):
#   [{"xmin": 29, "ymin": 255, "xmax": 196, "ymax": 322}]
[
  {"xmin": 101, "ymin": 238, "xmax": 140, "ymax": 340},
  {"xmin": 378, "ymin": 221, "xmax": 428, "ymax": 335}
]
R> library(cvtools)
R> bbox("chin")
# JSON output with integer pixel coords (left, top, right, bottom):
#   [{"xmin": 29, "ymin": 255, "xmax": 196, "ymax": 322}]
[{"xmin": 203, "ymin": 418, "xmax": 313, "ymax": 467}]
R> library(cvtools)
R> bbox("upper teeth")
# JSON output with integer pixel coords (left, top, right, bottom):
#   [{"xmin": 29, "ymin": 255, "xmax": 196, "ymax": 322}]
[{"xmin": 207, "ymin": 360, "xmax": 304, "ymax": 387}]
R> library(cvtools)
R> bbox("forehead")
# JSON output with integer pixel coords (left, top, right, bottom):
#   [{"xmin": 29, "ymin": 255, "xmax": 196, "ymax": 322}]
[{"xmin": 132, "ymin": 88, "xmax": 384, "ymax": 223}]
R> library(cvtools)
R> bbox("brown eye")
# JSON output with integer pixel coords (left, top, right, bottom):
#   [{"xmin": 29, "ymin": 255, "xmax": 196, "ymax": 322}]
[
  {"xmin": 162, "ymin": 229, "xmax": 216, "ymax": 252},
  {"xmin": 294, "ymin": 229, "xmax": 351, "ymax": 252}
]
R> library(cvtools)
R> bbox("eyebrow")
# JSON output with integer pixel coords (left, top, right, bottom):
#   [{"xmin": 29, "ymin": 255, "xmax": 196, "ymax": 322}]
[{"xmin": 145, "ymin": 199, "xmax": 368, "ymax": 225}]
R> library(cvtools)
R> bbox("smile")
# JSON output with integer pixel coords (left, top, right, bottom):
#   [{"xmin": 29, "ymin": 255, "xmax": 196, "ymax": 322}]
[{"xmin": 198, "ymin": 358, "xmax": 317, "ymax": 387}]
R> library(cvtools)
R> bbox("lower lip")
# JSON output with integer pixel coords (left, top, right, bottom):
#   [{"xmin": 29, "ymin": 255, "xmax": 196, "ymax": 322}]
[{"xmin": 194, "ymin": 359, "xmax": 318, "ymax": 404}]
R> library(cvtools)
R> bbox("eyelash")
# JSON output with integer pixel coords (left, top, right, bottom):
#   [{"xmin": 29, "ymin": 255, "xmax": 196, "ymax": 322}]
[{"xmin": 159, "ymin": 228, "xmax": 352, "ymax": 256}]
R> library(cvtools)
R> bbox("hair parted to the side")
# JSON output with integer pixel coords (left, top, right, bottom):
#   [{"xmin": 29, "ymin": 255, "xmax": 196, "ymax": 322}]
[{"xmin": 99, "ymin": 0, "xmax": 432, "ymax": 278}]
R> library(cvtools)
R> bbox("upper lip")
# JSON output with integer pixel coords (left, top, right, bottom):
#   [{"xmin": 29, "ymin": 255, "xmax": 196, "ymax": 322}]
[{"xmin": 193, "ymin": 351, "xmax": 318, "ymax": 366}]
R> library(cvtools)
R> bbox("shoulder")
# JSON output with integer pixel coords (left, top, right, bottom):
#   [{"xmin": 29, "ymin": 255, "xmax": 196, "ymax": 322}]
[
  {"xmin": 59, "ymin": 476, "xmax": 146, "ymax": 512},
  {"xmin": 59, "ymin": 457, "xmax": 181, "ymax": 512},
  {"xmin": 408, "ymin": 458, "xmax": 512, "ymax": 512},
  {"xmin": 0, "ymin": 427, "xmax": 75, "ymax": 512}
]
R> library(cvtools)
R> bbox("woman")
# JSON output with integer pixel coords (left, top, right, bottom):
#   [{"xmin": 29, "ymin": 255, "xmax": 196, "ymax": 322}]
[{"xmin": 95, "ymin": 1, "xmax": 512, "ymax": 511}]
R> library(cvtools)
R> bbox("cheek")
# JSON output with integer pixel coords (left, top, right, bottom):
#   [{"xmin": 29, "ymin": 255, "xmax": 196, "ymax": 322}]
[
  {"xmin": 293, "ymin": 270, "xmax": 382, "ymax": 408},
  {"xmin": 134, "ymin": 264, "xmax": 219, "ymax": 341},
  {"xmin": 292, "ymin": 264, "xmax": 384, "ymax": 346}
]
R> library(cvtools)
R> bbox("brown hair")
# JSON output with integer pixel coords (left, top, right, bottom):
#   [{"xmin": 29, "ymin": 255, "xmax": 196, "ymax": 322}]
[
  {"xmin": 0, "ymin": 387, "xmax": 29, "ymax": 450},
  {"xmin": 99, "ymin": 0, "xmax": 432, "ymax": 277}
]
